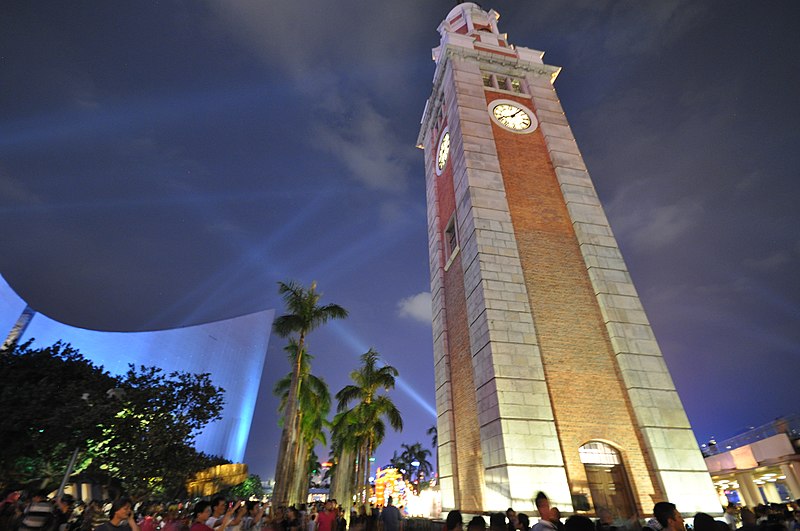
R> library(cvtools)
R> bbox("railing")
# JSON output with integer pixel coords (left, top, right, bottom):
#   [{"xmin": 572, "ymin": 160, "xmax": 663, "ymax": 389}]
[{"xmin": 701, "ymin": 414, "xmax": 800, "ymax": 456}]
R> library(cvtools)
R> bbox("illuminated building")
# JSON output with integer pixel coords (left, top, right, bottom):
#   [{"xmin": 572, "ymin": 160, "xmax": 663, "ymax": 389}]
[
  {"xmin": 704, "ymin": 415, "xmax": 800, "ymax": 505},
  {"xmin": 417, "ymin": 3, "xmax": 720, "ymax": 515},
  {"xmin": 1, "ymin": 274, "xmax": 273, "ymax": 462}
]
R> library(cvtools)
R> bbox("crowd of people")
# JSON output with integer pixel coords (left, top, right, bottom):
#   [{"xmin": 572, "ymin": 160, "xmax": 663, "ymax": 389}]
[
  {"xmin": 441, "ymin": 493, "xmax": 800, "ymax": 531},
  {"xmin": 0, "ymin": 491, "xmax": 404, "ymax": 531},
  {"xmin": 2, "ymin": 488, "xmax": 799, "ymax": 531}
]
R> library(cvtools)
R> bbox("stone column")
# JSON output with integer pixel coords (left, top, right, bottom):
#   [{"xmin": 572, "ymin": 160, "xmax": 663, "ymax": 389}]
[
  {"xmin": 762, "ymin": 481, "xmax": 781, "ymax": 503},
  {"xmin": 780, "ymin": 463, "xmax": 800, "ymax": 500},
  {"xmin": 734, "ymin": 472, "xmax": 759, "ymax": 508}
]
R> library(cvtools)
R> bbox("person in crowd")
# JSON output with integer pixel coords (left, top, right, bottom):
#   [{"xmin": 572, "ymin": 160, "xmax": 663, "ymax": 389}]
[
  {"xmin": 506, "ymin": 510, "xmax": 517, "ymax": 531},
  {"xmin": 207, "ymin": 499, "xmax": 227, "ymax": 530},
  {"xmin": 446, "ymin": 511, "xmax": 463, "ymax": 531},
  {"xmin": 81, "ymin": 500, "xmax": 107, "ymax": 531},
  {"xmin": 286, "ymin": 507, "xmax": 302, "ymax": 531},
  {"xmin": 335, "ymin": 507, "xmax": 346, "ymax": 531},
  {"xmin": 594, "ymin": 508, "xmax": 616, "ymax": 531},
  {"xmin": 53, "ymin": 494, "xmax": 75, "ymax": 531},
  {"xmin": 564, "ymin": 516, "xmax": 593, "ymax": 531},
  {"xmin": 192, "ymin": 501, "xmax": 236, "ymax": 531},
  {"xmin": 191, "ymin": 502, "xmax": 215, "ymax": 531},
  {"xmin": 367, "ymin": 505, "xmax": 379, "ymax": 531},
  {"xmin": 467, "ymin": 517, "xmax": 486, "ymax": 531},
  {"xmin": 549, "ymin": 508, "xmax": 564, "ymax": 531},
  {"xmin": 754, "ymin": 506, "xmax": 768, "ymax": 526},
  {"xmin": 692, "ymin": 513, "xmax": 716, "ymax": 531},
  {"xmin": 351, "ymin": 504, "xmax": 368, "ymax": 531},
  {"xmin": 736, "ymin": 508, "xmax": 756, "ymax": 531},
  {"xmin": 490, "ymin": 513, "xmax": 506, "ymax": 531},
  {"xmin": 316, "ymin": 501, "xmax": 336, "ymax": 531},
  {"xmin": 94, "ymin": 498, "xmax": 140, "ymax": 531},
  {"xmin": 722, "ymin": 505, "xmax": 737, "ymax": 531},
  {"xmin": 516, "ymin": 514, "xmax": 530, "ymax": 531},
  {"xmin": 0, "ymin": 491, "xmax": 22, "ymax": 531},
  {"xmin": 18, "ymin": 490, "xmax": 55, "ymax": 531},
  {"xmin": 138, "ymin": 506, "xmax": 157, "ymax": 531},
  {"xmin": 263, "ymin": 507, "xmax": 284, "ymax": 531},
  {"xmin": 653, "ymin": 502, "xmax": 685, "ymax": 531},
  {"xmin": 240, "ymin": 502, "xmax": 265, "ymax": 531},
  {"xmin": 160, "ymin": 507, "xmax": 182, "ymax": 531},
  {"xmin": 532, "ymin": 493, "xmax": 556, "ymax": 531},
  {"xmin": 226, "ymin": 502, "xmax": 247, "ymax": 531},
  {"xmin": 379, "ymin": 498, "xmax": 400, "ymax": 531},
  {"xmin": 790, "ymin": 509, "xmax": 800, "ymax": 531}
]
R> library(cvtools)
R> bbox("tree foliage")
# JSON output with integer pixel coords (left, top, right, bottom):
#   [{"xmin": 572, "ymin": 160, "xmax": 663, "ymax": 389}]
[
  {"xmin": 0, "ymin": 342, "xmax": 117, "ymax": 488},
  {"xmin": 229, "ymin": 474, "xmax": 265, "ymax": 499},
  {"xmin": 273, "ymin": 340, "xmax": 331, "ymax": 503},
  {"xmin": 334, "ymin": 349, "xmax": 402, "ymax": 503},
  {"xmin": 0, "ymin": 341, "xmax": 227, "ymax": 498},
  {"xmin": 270, "ymin": 280, "xmax": 346, "ymax": 506}
]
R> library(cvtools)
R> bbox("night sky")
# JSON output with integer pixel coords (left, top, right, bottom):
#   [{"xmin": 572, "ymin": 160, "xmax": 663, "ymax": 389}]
[{"xmin": 2, "ymin": 1, "xmax": 799, "ymax": 481}]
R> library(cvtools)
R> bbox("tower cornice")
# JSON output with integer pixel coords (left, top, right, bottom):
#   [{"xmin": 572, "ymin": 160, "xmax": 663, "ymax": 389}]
[{"xmin": 416, "ymin": 44, "xmax": 561, "ymax": 148}]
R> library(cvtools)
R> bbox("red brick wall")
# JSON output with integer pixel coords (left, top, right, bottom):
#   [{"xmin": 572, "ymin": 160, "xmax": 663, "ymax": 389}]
[{"xmin": 485, "ymin": 92, "xmax": 664, "ymax": 514}]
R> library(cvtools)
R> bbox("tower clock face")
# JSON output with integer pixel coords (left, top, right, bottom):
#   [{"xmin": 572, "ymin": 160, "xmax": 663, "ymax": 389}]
[
  {"xmin": 436, "ymin": 130, "xmax": 450, "ymax": 174},
  {"xmin": 488, "ymin": 100, "xmax": 538, "ymax": 133}
]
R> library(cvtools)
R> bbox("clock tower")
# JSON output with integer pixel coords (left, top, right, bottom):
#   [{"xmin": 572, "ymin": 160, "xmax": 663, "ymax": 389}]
[{"xmin": 417, "ymin": 3, "xmax": 720, "ymax": 516}]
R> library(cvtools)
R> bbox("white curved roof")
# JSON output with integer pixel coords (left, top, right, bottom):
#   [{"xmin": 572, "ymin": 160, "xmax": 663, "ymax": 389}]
[{"xmin": 0, "ymin": 274, "xmax": 273, "ymax": 462}]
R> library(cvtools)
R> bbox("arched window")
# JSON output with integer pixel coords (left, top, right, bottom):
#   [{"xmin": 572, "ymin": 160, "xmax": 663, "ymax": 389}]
[{"xmin": 579, "ymin": 441, "xmax": 638, "ymax": 519}]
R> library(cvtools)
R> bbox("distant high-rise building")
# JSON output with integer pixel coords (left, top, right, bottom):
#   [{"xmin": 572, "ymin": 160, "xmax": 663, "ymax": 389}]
[{"xmin": 417, "ymin": 3, "xmax": 720, "ymax": 515}]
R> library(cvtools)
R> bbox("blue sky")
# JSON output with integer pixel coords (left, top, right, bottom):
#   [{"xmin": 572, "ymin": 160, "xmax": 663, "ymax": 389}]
[{"xmin": 2, "ymin": 1, "xmax": 799, "ymax": 480}]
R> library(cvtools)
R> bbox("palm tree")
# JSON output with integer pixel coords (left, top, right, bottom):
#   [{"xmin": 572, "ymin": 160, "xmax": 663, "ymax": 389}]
[
  {"xmin": 400, "ymin": 442, "xmax": 433, "ymax": 493},
  {"xmin": 388, "ymin": 450, "xmax": 408, "ymax": 473},
  {"xmin": 273, "ymin": 339, "xmax": 331, "ymax": 504},
  {"xmin": 336, "ymin": 349, "xmax": 403, "ymax": 503},
  {"xmin": 427, "ymin": 425, "xmax": 438, "ymax": 449},
  {"xmin": 427, "ymin": 425, "xmax": 438, "ymax": 478},
  {"xmin": 271, "ymin": 280, "xmax": 347, "ymax": 505},
  {"xmin": 328, "ymin": 409, "xmax": 361, "ymax": 515}
]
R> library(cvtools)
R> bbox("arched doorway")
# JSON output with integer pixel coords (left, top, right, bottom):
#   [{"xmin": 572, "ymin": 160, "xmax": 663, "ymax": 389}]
[{"xmin": 579, "ymin": 441, "xmax": 638, "ymax": 519}]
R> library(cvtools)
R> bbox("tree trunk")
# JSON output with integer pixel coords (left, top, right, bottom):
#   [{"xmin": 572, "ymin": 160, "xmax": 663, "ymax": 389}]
[
  {"xmin": 293, "ymin": 442, "xmax": 309, "ymax": 506},
  {"xmin": 358, "ymin": 442, "xmax": 370, "ymax": 504},
  {"xmin": 332, "ymin": 449, "xmax": 355, "ymax": 506},
  {"xmin": 364, "ymin": 439, "xmax": 373, "ymax": 504},
  {"xmin": 287, "ymin": 410, "xmax": 305, "ymax": 506},
  {"xmin": 333, "ymin": 449, "xmax": 355, "ymax": 514},
  {"xmin": 271, "ymin": 335, "xmax": 305, "ymax": 505}
]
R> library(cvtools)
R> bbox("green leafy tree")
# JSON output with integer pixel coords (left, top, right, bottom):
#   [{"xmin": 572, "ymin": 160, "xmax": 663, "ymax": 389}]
[
  {"xmin": 0, "ymin": 342, "xmax": 117, "ymax": 489},
  {"xmin": 229, "ymin": 474, "xmax": 265, "ymax": 499},
  {"xmin": 271, "ymin": 280, "xmax": 347, "ymax": 506},
  {"xmin": 0, "ymin": 342, "xmax": 227, "ymax": 498},
  {"xmin": 335, "ymin": 349, "xmax": 402, "ymax": 503},
  {"xmin": 86, "ymin": 364, "xmax": 227, "ymax": 499}
]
